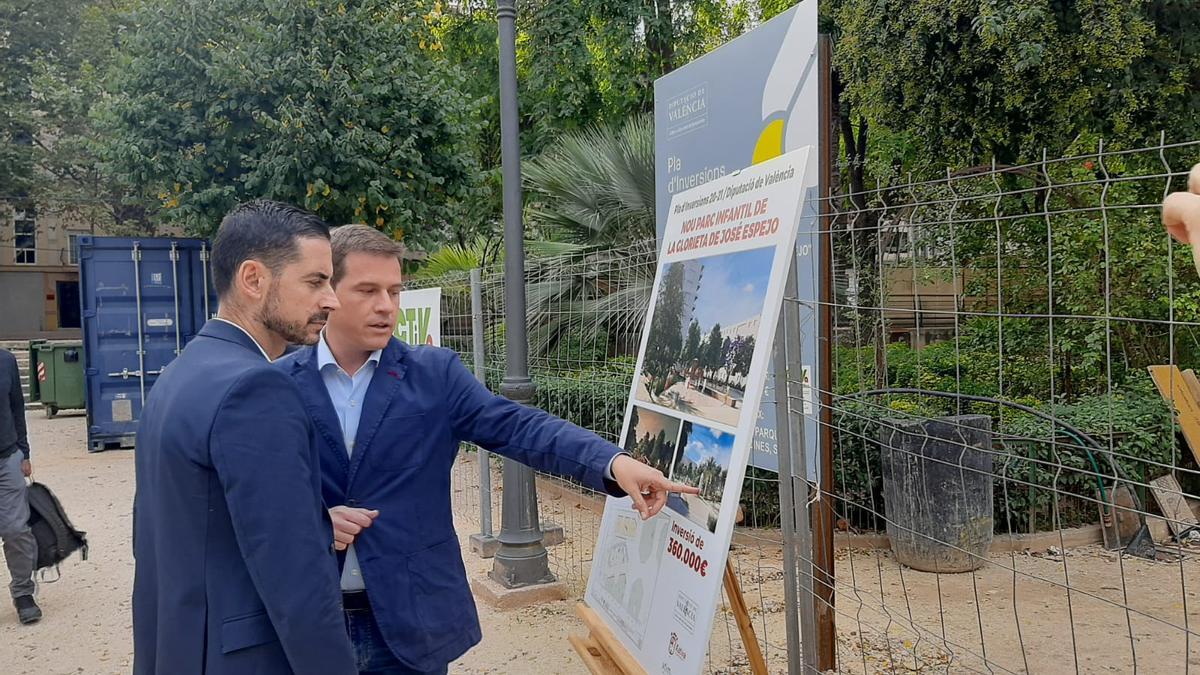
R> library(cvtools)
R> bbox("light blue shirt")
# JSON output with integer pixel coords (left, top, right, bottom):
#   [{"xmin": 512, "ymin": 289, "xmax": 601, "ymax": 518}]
[{"xmin": 317, "ymin": 333, "xmax": 382, "ymax": 592}]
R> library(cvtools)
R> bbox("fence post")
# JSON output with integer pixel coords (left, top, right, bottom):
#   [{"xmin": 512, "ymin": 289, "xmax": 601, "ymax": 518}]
[
  {"xmin": 813, "ymin": 35, "xmax": 838, "ymax": 670},
  {"xmin": 468, "ymin": 268, "xmax": 498, "ymax": 558},
  {"xmin": 776, "ymin": 259, "xmax": 818, "ymax": 675}
]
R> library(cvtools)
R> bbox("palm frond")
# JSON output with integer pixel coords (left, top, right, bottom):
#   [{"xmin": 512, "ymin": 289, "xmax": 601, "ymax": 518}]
[
  {"xmin": 411, "ymin": 236, "xmax": 500, "ymax": 279},
  {"xmin": 523, "ymin": 113, "xmax": 655, "ymax": 248}
]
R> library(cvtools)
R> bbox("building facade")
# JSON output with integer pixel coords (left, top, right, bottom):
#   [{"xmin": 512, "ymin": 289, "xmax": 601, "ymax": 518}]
[
  {"xmin": 679, "ymin": 258, "xmax": 704, "ymax": 335},
  {"xmin": 0, "ymin": 202, "xmax": 97, "ymax": 339}
]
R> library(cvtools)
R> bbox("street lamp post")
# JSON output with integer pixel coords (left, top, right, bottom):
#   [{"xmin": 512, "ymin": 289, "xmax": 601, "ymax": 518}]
[{"xmin": 489, "ymin": 0, "xmax": 554, "ymax": 588}]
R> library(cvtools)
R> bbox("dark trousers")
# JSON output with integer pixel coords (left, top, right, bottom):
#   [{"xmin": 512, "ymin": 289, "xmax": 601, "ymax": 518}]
[{"xmin": 343, "ymin": 592, "xmax": 449, "ymax": 675}]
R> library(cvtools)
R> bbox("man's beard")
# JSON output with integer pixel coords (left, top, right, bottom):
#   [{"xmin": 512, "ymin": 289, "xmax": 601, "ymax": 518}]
[{"xmin": 260, "ymin": 284, "xmax": 328, "ymax": 346}]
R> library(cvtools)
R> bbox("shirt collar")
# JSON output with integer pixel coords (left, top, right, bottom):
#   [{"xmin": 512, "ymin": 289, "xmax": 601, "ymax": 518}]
[
  {"xmin": 211, "ymin": 317, "xmax": 273, "ymax": 362},
  {"xmin": 317, "ymin": 330, "xmax": 382, "ymax": 376}
]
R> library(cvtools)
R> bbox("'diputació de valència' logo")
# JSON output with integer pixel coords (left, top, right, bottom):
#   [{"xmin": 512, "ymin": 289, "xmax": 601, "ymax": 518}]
[{"xmin": 753, "ymin": 3, "xmax": 819, "ymax": 166}]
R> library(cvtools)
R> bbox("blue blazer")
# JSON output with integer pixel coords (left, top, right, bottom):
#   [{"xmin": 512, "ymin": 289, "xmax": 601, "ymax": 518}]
[
  {"xmin": 132, "ymin": 320, "xmax": 356, "ymax": 675},
  {"xmin": 280, "ymin": 338, "xmax": 624, "ymax": 671}
]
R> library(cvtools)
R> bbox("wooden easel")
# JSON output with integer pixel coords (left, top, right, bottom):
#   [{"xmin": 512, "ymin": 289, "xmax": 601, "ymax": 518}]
[
  {"xmin": 570, "ymin": 559, "xmax": 769, "ymax": 675},
  {"xmin": 1147, "ymin": 365, "xmax": 1200, "ymax": 466}
]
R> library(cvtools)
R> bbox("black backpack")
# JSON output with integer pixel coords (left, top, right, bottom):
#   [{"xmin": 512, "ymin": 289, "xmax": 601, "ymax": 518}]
[{"xmin": 27, "ymin": 481, "xmax": 88, "ymax": 578}]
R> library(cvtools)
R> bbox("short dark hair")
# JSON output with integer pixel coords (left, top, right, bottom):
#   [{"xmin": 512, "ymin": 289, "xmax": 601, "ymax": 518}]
[
  {"xmin": 211, "ymin": 199, "xmax": 332, "ymax": 298},
  {"xmin": 329, "ymin": 224, "xmax": 405, "ymax": 285}
]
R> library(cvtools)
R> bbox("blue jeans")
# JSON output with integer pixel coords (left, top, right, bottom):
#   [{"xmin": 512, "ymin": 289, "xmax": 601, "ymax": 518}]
[{"xmin": 344, "ymin": 599, "xmax": 448, "ymax": 675}]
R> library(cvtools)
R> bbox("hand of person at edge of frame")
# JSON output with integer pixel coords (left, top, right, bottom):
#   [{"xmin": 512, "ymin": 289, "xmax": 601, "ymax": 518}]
[
  {"xmin": 329, "ymin": 505, "xmax": 379, "ymax": 551},
  {"xmin": 611, "ymin": 454, "xmax": 701, "ymax": 520},
  {"xmin": 21, "ymin": 460, "xmax": 31, "ymax": 478},
  {"xmin": 1163, "ymin": 163, "xmax": 1200, "ymax": 247}
]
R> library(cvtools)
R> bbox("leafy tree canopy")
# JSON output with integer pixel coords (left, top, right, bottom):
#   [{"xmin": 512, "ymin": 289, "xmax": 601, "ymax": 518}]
[
  {"xmin": 832, "ymin": 0, "xmax": 1200, "ymax": 172},
  {"xmin": 93, "ymin": 0, "xmax": 484, "ymax": 247}
]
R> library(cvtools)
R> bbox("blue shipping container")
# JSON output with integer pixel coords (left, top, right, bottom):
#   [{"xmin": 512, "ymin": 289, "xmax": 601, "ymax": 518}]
[{"xmin": 79, "ymin": 236, "xmax": 216, "ymax": 452}]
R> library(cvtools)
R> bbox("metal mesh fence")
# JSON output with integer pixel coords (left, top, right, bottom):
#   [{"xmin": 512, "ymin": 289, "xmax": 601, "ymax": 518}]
[
  {"xmin": 796, "ymin": 137, "xmax": 1200, "ymax": 674},
  {"xmin": 416, "ymin": 138, "xmax": 1200, "ymax": 674}
]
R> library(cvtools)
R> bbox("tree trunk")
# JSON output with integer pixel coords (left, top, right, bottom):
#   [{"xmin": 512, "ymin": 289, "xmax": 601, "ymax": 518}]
[
  {"xmin": 645, "ymin": 0, "xmax": 675, "ymax": 77},
  {"xmin": 832, "ymin": 70, "xmax": 882, "ymax": 384}
]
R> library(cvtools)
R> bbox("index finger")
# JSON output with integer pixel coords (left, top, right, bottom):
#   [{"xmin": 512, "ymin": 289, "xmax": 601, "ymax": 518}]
[{"xmin": 658, "ymin": 480, "xmax": 701, "ymax": 495}]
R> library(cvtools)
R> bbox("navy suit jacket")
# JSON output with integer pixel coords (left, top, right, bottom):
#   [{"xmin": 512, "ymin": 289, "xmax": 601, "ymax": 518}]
[
  {"xmin": 132, "ymin": 320, "xmax": 356, "ymax": 675},
  {"xmin": 279, "ymin": 338, "xmax": 624, "ymax": 671}
]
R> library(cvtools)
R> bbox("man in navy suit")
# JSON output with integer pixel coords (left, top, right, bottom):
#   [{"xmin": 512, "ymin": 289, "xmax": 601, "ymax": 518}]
[
  {"xmin": 280, "ymin": 225, "xmax": 697, "ymax": 674},
  {"xmin": 133, "ymin": 200, "xmax": 357, "ymax": 675}
]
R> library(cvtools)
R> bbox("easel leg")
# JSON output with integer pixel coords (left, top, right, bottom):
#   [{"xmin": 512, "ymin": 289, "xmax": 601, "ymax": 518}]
[
  {"xmin": 571, "ymin": 603, "xmax": 647, "ymax": 675},
  {"xmin": 724, "ymin": 558, "xmax": 769, "ymax": 675},
  {"xmin": 572, "ymin": 565, "xmax": 769, "ymax": 675}
]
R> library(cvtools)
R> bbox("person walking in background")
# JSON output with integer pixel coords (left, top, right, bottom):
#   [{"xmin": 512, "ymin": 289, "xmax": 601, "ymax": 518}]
[
  {"xmin": 132, "ymin": 200, "xmax": 356, "ymax": 675},
  {"xmin": 0, "ymin": 347, "xmax": 38, "ymax": 625}
]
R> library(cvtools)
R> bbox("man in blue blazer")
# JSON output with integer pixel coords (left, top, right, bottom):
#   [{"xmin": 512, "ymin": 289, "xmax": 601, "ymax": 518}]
[
  {"xmin": 133, "ymin": 201, "xmax": 357, "ymax": 675},
  {"xmin": 280, "ymin": 225, "xmax": 696, "ymax": 674}
]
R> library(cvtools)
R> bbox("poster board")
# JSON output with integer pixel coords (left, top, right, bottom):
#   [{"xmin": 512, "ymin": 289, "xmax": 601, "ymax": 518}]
[
  {"xmin": 396, "ymin": 287, "xmax": 441, "ymax": 347},
  {"xmin": 654, "ymin": 0, "xmax": 821, "ymax": 474},
  {"xmin": 585, "ymin": 147, "xmax": 814, "ymax": 674}
]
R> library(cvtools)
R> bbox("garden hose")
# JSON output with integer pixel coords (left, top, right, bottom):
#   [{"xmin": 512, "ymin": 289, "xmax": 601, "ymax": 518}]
[{"xmin": 834, "ymin": 388, "xmax": 1147, "ymax": 526}]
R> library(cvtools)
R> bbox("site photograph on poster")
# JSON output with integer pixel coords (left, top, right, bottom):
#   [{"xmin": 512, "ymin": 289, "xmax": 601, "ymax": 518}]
[
  {"xmin": 585, "ymin": 146, "xmax": 814, "ymax": 674},
  {"xmin": 623, "ymin": 406, "xmax": 685, "ymax": 477},
  {"xmin": 635, "ymin": 246, "xmax": 774, "ymax": 429}
]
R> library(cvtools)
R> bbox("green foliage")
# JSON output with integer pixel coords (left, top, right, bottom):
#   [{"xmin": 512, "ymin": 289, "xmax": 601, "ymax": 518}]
[
  {"xmin": 682, "ymin": 320, "xmax": 703, "ymax": 364},
  {"xmin": 480, "ymin": 316, "xmax": 1178, "ymax": 536},
  {"xmin": 833, "ymin": 0, "xmax": 1200, "ymax": 171},
  {"xmin": 7, "ymin": 0, "xmax": 767, "ymax": 238},
  {"xmin": 998, "ymin": 380, "xmax": 1176, "ymax": 533},
  {"xmin": 835, "ymin": 319, "xmax": 1056, "ymax": 401},
  {"xmin": 643, "ymin": 263, "xmax": 686, "ymax": 384},
  {"xmin": 740, "ymin": 467, "xmax": 785, "ymax": 528},
  {"xmin": 674, "ymin": 452, "xmax": 728, "ymax": 501},
  {"xmin": 545, "ymin": 331, "xmax": 616, "ymax": 367},
  {"xmin": 895, "ymin": 152, "xmax": 1200, "ymax": 394},
  {"xmin": 515, "ymin": 112, "xmax": 657, "ymax": 363},
  {"xmin": 523, "ymin": 241, "xmax": 657, "ymax": 359},
  {"xmin": 436, "ymin": 1, "xmax": 756, "ymax": 162},
  {"xmin": 517, "ymin": 0, "xmax": 755, "ymax": 153},
  {"xmin": 410, "ymin": 237, "xmax": 502, "ymax": 280},
  {"xmin": 0, "ymin": 0, "xmax": 142, "ymax": 227},
  {"xmin": 628, "ymin": 421, "xmax": 681, "ymax": 475},
  {"xmin": 419, "ymin": 107, "xmax": 660, "ymax": 361},
  {"xmin": 724, "ymin": 335, "xmax": 755, "ymax": 378},
  {"xmin": 93, "ymin": 0, "xmax": 483, "ymax": 246},
  {"xmin": 524, "ymin": 114, "xmax": 656, "ymax": 248},
  {"xmin": 520, "ymin": 1, "xmax": 606, "ymax": 149},
  {"xmin": 0, "ymin": 0, "xmax": 83, "ymax": 197},
  {"xmin": 532, "ymin": 356, "xmax": 636, "ymax": 443},
  {"xmin": 702, "ymin": 324, "xmax": 725, "ymax": 372},
  {"xmin": 758, "ymin": 0, "xmax": 801, "ymax": 22},
  {"xmin": 830, "ymin": 338, "xmax": 1176, "ymax": 534},
  {"xmin": 526, "ymin": 349, "xmax": 777, "ymax": 527}
]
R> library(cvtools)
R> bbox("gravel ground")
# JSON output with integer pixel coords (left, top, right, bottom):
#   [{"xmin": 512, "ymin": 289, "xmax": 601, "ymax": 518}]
[
  {"xmin": 3, "ymin": 412, "xmax": 1200, "ymax": 674},
  {"xmin": 0, "ymin": 413, "xmax": 583, "ymax": 675}
]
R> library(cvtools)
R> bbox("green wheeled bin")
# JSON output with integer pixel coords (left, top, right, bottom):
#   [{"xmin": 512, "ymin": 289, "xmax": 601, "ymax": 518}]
[{"xmin": 28, "ymin": 340, "xmax": 86, "ymax": 418}]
